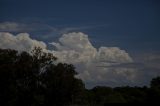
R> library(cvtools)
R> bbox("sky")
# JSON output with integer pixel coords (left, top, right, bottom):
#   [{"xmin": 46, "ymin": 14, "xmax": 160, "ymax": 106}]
[{"xmin": 0, "ymin": 0, "xmax": 160, "ymax": 88}]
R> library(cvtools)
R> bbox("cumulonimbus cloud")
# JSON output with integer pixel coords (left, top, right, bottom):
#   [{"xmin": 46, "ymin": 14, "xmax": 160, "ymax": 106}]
[{"xmin": 0, "ymin": 32, "xmax": 159, "ymax": 88}]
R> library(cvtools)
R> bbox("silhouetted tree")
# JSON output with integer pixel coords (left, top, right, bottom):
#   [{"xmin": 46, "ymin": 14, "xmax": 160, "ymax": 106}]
[
  {"xmin": 147, "ymin": 77, "xmax": 160, "ymax": 103},
  {"xmin": 0, "ymin": 48, "xmax": 85, "ymax": 106},
  {"xmin": 1, "ymin": 48, "xmax": 160, "ymax": 105},
  {"xmin": 151, "ymin": 77, "xmax": 160, "ymax": 89},
  {"xmin": 42, "ymin": 63, "xmax": 85, "ymax": 105},
  {"xmin": 114, "ymin": 86, "xmax": 147, "ymax": 103}
]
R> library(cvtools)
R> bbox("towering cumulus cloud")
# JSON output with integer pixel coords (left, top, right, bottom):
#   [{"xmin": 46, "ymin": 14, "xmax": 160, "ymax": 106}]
[
  {"xmin": 50, "ymin": 32, "xmax": 98, "ymax": 63},
  {"xmin": 50, "ymin": 32, "xmax": 134, "ymax": 87},
  {"xmin": 0, "ymin": 32, "xmax": 141, "ymax": 88}
]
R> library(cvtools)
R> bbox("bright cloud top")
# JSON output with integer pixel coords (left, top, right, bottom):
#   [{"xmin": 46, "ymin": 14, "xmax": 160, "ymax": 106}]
[
  {"xmin": 0, "ymin": 32, "xmax": 46, "ymax": 51},
  {"xmin": 50, "ymin": 32, "xmax": 97, "ymax": 63},
  {"xmin": 50, "ymin": 32, "xmax": 132, "ymax": 63},
  {"xmin": 50, "ymin": 32, "xmax": 135, "ymax": 87},
  {"xmin": 1, "ymin": 32, "xmax": 156, "ymax": 88}
]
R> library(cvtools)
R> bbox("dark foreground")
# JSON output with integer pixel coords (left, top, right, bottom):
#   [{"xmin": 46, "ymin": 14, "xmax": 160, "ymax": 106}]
[{"xmin": 0, "ymin": 48, "xmax": 160, "ymax": 105}]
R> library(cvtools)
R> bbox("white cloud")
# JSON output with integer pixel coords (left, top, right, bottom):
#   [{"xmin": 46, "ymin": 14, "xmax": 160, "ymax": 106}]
[
  {"xmin": 50, "ymin": 32, "xmax": 97, "ymax": 63},
  {"xmin": 97, "ymin": 47, "xmax": 133, "ymax": 63},
  {"xmin": 1, "ymin": 32, "xmax": 159, "ymax": 88},
  {"xmin": 49, "ymin": 32, "xmax": 135, "ymax": 88},
  {"xmin": 0, "ymin": 32, "xmax": 47, "ymax": 52}
]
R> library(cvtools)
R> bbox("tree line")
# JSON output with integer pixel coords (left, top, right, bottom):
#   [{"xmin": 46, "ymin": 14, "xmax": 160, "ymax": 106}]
[{"xmin": 0, "ymin": 48, "xmax": 160, "ymax": 105}]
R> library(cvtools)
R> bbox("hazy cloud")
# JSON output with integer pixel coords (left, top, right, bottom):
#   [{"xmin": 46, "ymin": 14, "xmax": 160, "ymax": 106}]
[
  {"xmin": 0, "ymin": 22, "xmax": 27, "ymax": 32},
  {"xmin": 0, "ymin": 22, "xmax": 108, "ymax": 40},
  {"xmin": 0, "ymin": 22, "xmax": 56, "ymax": 33}
]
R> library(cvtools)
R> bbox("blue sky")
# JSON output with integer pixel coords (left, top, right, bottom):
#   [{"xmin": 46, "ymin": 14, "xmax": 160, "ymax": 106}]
[
  {"xmin": 0, "ymin": 0, "xmax": 160, "ymax": 50},
  {"xmin": 0, "ymin": 0, "xmax": 160, "ymax": 87},
  {"xmin": 0, "ymin": 0, "xmax": 160, "ymax": 54},
  {"xmin": 2, "ymin": 0, "xmax": 160, "ymax": 55}
]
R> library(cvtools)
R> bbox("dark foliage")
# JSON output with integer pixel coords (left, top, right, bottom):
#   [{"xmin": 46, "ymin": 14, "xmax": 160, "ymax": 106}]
[
  {"xmin": 0, "ymin": 48, "xmax": 85, "ymax": 106},
  {"xmin": 0, "ymin": 48, "xmax": 160, "ymax": 105}
]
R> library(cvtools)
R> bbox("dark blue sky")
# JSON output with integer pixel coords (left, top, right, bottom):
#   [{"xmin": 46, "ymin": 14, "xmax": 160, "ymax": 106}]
[{"xmin": 0, "ymin": 0, "xmax": 160, "ymax": 55}]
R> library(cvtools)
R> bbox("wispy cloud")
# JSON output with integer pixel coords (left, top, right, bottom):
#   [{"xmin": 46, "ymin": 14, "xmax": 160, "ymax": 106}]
[
  {"xmin": 0, "ymin": 21, "xmax": 108, "ymax": 34},
  {"xmin": 57, "ymin": 24, "xmax": 109, "ymax": 34},
  {"xmin": 0, "ymin": 22, "xmax": 56, "ymax": 33},
  {"xmin": 0, "ymin": 22, "xmax": 27, "ymax": 32},
  {"xmin": 97, "ymin": 62, "xmax": 144, "ymax": 69}
]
